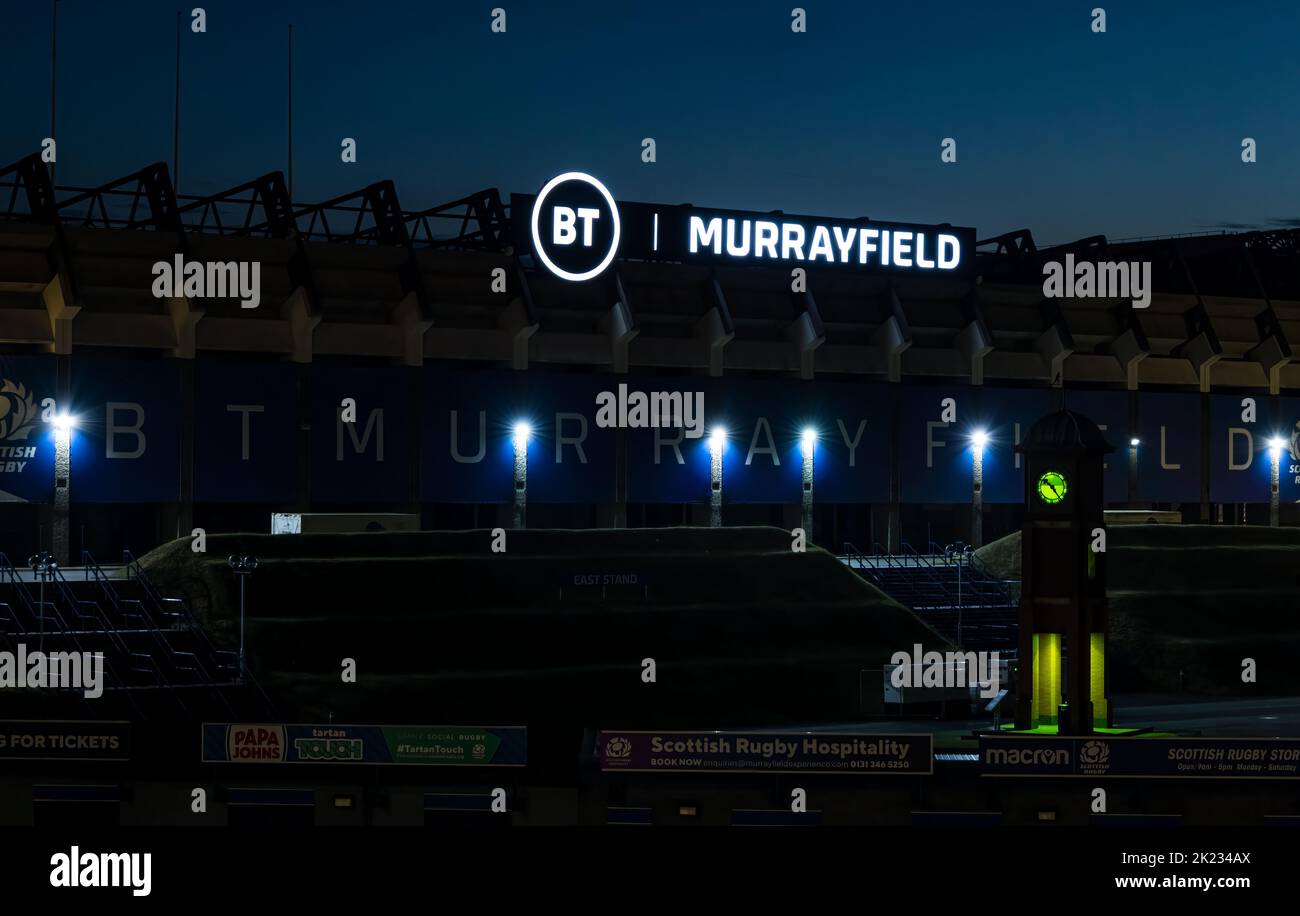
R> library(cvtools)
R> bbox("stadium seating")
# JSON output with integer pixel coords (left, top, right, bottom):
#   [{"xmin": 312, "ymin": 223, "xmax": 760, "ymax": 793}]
[
  {"xmin": 0, "ymin": 550, "xmax": 272, "ymax": 721},
  {"xmin": 839, "ymin": 543, "xmax": 1017, "ymax": 650}
]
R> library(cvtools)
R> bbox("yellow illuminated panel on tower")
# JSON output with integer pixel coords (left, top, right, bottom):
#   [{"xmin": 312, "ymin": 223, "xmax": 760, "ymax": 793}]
[
  {"xmin": 1090, "ymin": 632, "xmax": 1108, "ymax": 727},
  {"xmin": 1033, "ymin": 633, "xmax": 1061, "ymax": 727}
]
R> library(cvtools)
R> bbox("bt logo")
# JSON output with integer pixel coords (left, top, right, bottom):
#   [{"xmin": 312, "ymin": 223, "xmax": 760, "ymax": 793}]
[{"xmin": 529, "ymin": 171, "xmax": 621, "ymax": 282}]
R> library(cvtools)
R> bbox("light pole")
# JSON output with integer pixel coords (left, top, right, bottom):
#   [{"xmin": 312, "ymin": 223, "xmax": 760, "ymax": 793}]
[
  {"xmin": 970, "ymin": 430, "xmax": 988, "ymax": 548},
  {"xmin": 512, "ymin": 422, "xmax": 530, "ymax": 530},
  {"xmin": 800, "ymin": 428, "xmax": 816, "ymax": 539},
  {"xmin": 51, "ymin": 412, "xmax": 77, "ymax": 567},
  {"xmin": 28, "ymin": 551, "xmax": 56, "ymax": 651},
  {"xmin": 1269, "ymin": 437, "xmax": 1285, "ymax": 528},
  {"xmin": 228, "ymin": 555, "xmax": 259, "ymax": 680},
  {"xmin": 1128, "ymin": 437, "xmax": 1140, "ymax": 507},
  {"xmin": 709, "ymin": 427, "xmax": 726, "ymax": 528}
]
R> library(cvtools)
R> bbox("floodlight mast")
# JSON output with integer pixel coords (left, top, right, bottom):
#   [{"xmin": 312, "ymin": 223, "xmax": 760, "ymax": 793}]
[
  {"xmin": 1269, "ymin": 437, "xmax": 1286, "ymax": 527},
  {"xmin": 708, "ymin": 428, "xmax": 726, "ymax": 528},
  {"xmin": 801, "ymin": 428, "xmax": 817, "ymax": 538},
  {"xmin": 512, "ymin": 421, "xmax": 531, "ymax": 529},
  {"xmin": 51, "ymin": 412, "xmax": 78, "ymax": 567},
  {"xmin": 970, "ymin": 430, "xmax": 988, "ymax": 548}
]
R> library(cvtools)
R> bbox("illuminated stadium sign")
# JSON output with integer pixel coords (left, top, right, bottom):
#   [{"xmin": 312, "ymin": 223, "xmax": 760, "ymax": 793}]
[
  {"xmin": 684, "ymin": 212, "xmax": 963, "ymax": 271},
  {"xmin": 514, "ymin": 172, "xmax": 976, "ymax": 282},
  {"xmin": 527, "ymin": 171, "xmax": 622, "ymax": 282}
]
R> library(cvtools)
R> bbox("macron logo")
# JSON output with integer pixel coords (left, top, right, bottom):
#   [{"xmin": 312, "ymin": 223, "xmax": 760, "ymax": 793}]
[{"xmin": 50, "ymin": 847, "xmax": 151, "ymax": 897}]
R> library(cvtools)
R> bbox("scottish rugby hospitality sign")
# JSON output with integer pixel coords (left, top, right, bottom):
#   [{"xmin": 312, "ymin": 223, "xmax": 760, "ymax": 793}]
[
  {"xmin": 513, "ymin": 171, "xmax": 976, "ymax": 282},
  {"xmin": 598, "ymin": 729, "xmax": 932, "ymax": 774}
]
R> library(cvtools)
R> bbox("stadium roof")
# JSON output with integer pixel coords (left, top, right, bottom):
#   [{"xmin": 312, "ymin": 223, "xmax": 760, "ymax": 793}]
[{"xmin": 2, "ymin": 154, "xmax": 1298, "ymax": 393}]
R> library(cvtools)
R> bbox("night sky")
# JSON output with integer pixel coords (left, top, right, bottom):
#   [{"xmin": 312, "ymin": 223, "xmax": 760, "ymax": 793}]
[{"xmin": 1, "ymin": 0, "xmax": 1298, "ymax": 244}]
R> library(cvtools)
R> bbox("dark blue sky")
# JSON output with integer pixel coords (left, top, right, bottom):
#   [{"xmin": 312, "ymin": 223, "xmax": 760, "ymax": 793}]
[{"xmin": 2, "ymin": 0, "xmax": 1298, "ymax": 243}]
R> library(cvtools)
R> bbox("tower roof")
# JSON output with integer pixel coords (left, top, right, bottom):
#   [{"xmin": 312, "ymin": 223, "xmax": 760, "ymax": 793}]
[{"xmin": 1016, "ymin": 409, "xmax": 1115, "ymax": 455}]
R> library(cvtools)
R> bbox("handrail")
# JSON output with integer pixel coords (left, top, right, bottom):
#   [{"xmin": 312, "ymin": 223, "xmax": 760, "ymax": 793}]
[
  {"xmin": 840, "ymin": 542, "xmax": 868, "ymax": 569},
  {"xmin": 124, "ymin": 549, "xmax": 275, "ymax": 718},
  {"xmin": 80, "ymin": 550, "xmax": 190, "ymax": 690},
  {"xmin": 0, "ymin": 553, "xmax": 142, "ymax": 715},
  {"xmin": 871, "ymin": 542, "xmax": 902, "ymax": 571},
  {"xmin": 0, "ymin": 551, "xmax": 62, "ymax": 631},
  {"xmin": 80, "ymin": 550, "xmax": 126, "ymax": 616},
  {"xmin": 901, "ymin": 542, "xmax": 939, "ymax": 571},
  {"xmin": 49, "ymin": 565, "xmax": 131, "ymax": 658},
  {"xmin": 122, "ymin": 549, "xmax": 205, "ymax": 632},
  {"xmin": 48, "ymin": 565, "xmax": 155, "ymax": 717},
  {"xmin": 899, "ymin": 543, "xmax": 948, "ymax": 586}
]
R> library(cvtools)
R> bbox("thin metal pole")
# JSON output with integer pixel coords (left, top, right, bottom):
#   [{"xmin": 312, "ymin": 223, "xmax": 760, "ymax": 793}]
[
  {"xmin": 287, "ymin": 24, "xmax": 293, "ymax": 198},
  {"xmin": 239, "ymin": 574, "xmax": 246, "ymax": 680},
  {"xmin": 173, "ymin": 11, "xmax": 181, "ymax": 192},
  {"xmin": 50, "ymin": 1, "xmax": 57, "ymax": 185},
  {"xmin": 957, "ymin": 552, "xmax": 963, "ymax": 648}
]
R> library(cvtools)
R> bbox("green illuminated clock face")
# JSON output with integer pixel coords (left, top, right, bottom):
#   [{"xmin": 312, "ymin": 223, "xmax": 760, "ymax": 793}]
[{"xmin": 1036, "ymin": 470, "xmax": 1069, "ymax": 504}]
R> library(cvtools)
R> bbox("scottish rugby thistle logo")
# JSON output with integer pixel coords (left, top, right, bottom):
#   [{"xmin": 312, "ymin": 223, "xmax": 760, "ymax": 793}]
[
  {"xmin": 0, "ymin": 380, "xmax": 37, "ymax": 442},
  {"xmin": 1080, "ymin": 740, "xmax": 1110, "ymax": 766}
]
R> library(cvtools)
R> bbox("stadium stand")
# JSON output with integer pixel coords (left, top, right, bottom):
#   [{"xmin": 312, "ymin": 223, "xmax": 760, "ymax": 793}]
[
  {"xmin": 840, "ymin": 542, "xmax": 1017, "ymax": 649},
  {"xmin": 0, "ymin": 549, "xmax": 273, "ymax": 720},
  {"xmin": 3, "ymin": 152, "xmax": 1300, "ymax": 562},
  {"xmin": 135, "ymin": 527, "xmax": 950, "ymax": 727}
]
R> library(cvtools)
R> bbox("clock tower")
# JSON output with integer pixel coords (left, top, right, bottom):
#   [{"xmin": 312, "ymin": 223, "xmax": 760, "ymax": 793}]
[{"xmin": 1013, "ymin": 409, "xmax": 1114, "ymax": 734}]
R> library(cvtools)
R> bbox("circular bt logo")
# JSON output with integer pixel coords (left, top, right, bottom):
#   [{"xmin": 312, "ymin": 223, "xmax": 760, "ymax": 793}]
[{"xmin": 529, "ymin": 172, "xmax": 621, "ymax": 282}]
